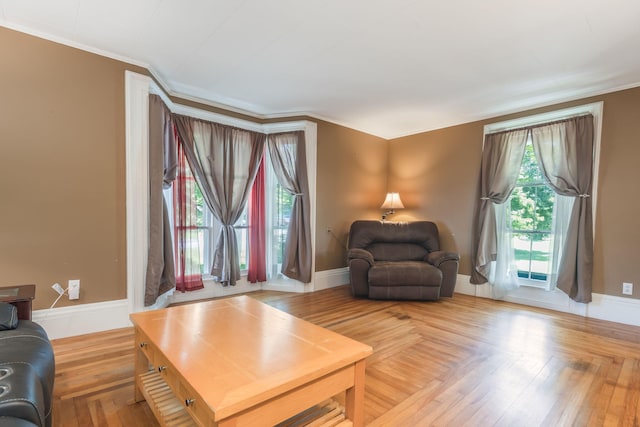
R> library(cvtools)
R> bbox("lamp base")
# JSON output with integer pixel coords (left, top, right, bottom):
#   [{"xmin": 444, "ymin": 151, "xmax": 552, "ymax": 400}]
[{"xmin": 381, "ymin": 209, "xmax": 395, "ymax": 221}]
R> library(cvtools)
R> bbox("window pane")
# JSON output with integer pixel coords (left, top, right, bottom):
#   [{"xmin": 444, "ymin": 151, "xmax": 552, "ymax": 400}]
[
  {"xmin": 509, "ymin": 139, "xmax": 557, "ymax": 285},
  {"xmin": 264, "ymin": 149, "xmax": 296, "ymax": 280},
  {"xmin": 512, "ymin": 232, "xmax": 552, "ymax": 281},
  {"xmin": 271, "ymin": 227, "xmax": 287, "ymax": 275},
  {"xmin": 182, "ymin": 228, "xmax": 205, "ymax": 275},
  {"xmin": 274, "ymin": 183, "xmax": 293, "ymax": 228},
  {"xmin": 235, "ymin": 227, "xmax": 248, "ymax": 271},
  {"xmin": 171, "ymin": 187, "xmax": 250, "ymax": 276},
  {"xmin": 513, "ymin": 232, "xmax": 532, "ymax": 277},
  {"xmin": 199, "ymin": 228, "xmax": 208, "ymax": 274},
  {"xmin": 517, "ymin": 142, "xmax": 544, "ymax": 184},
  {"xmin": 510, "ymin": 186, "xmax": 535, "ymax": 231},
  {"xmin": 530, "ymin": 234, "xmax": 551, "ymax": 280},
  {"xmin": 269, "ymin": 181, "xmax": 293, "ymax": 278},
  {"xmin": 180, "ymin": 163, "xmax": 208, "ymax": 228},
  {"xmin": 534, "ymin": 185, "xmax": 554, "ymax": 232}
]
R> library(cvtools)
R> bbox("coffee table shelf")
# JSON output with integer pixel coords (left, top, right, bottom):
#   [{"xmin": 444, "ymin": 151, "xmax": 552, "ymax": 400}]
[
  {"xmin": 140, "ymin": 368, "xmax": 352, "ymax": 427},
  {"xmin": 139, "ymin": 370, "xmax": 196, "ymax": 427},
  {"xmin": 276, "ymin": 399, "xmax": 352, "ymax": 427}
]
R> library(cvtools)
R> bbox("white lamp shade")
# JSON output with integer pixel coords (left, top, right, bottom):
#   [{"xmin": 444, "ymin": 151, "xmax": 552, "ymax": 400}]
[{"xmin": 380, "ymin": 192, "xmax": 404, "ymax": 210}]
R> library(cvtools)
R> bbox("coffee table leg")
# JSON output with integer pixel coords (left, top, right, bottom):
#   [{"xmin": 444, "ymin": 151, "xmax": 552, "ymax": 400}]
[
  {"xmin": 345, "ymin": 359, "xmax": 367, "ymax": 427},
  {"xmin": 134, "ymin": 331, "xmax": 146, "ymax": 402}
]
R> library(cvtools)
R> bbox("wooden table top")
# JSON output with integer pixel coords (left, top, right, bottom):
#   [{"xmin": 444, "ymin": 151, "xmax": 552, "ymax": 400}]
[
  {"xmin": 130, "ymin": 295, "xmax": 372, "ymax": 420},
  {"xmin": 0, "ymin": 284, "xmax": 35, "ymax": 302}
]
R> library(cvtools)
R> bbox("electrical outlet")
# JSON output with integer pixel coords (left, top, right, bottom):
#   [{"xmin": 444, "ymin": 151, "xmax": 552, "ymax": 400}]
[
  {"xmin": 68, "ymin": 279, "xmax": 80, "ymax": 300},
  {"xmin": 622, "ymin": 282, "xmax": 633, "ymax": 295},
  {"xmin": 51, "ymin": 283, "xmax": 64, "ymax": 295}
]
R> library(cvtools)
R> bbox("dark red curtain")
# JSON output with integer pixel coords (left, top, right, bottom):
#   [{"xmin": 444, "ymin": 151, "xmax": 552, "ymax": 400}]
[
  {"xmin": 174, "ymin": 130, "xmax": 205, "ymax": 292},
  {"xmin": 247, "ymin": 157, "xmax": 266, "ymax": 283}
]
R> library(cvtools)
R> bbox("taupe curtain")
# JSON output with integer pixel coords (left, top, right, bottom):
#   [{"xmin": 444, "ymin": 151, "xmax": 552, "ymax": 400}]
[
  {"xmin": 471, "ymin": 115, "xmax": 595, "ymax": 303},
  {"xmin": 470, "ymin": 129, "xmax": 528, "ymax": 284},
  {"xmin": 173, "ymin": 115, "xmax": 265, "ymax": 286},
  {"xmin": 267, "ymin": 131, "xmax": 312, "ymax": 283},
  {"xmin": 145, "ymin": 95, "xmax": 177, "ymax": 306},
  {"xmin": 530, "ymin": 115, "xmax": 594, "ymax": 302}
]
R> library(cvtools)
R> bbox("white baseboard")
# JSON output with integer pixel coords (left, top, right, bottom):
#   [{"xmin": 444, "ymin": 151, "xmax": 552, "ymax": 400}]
[
  {"xmin": 33, "ymin": 299, "xmax": 130, "ymax": 340},
  {"xmin": 166, "ymin": 276, "xmax": 308, "ymax": 304},
  {"xmin": 261, "ymin": 278, "xmax": 311, "ymax": 293},
  {"xmin": 314, "ymin": 267, "xmax": 349, "ymax": 291},
  {"xmin": 255, "ymin": 268, "xmax": 348, "ymax": 293},
  {"xmin": 167, "ymin": 267, "xmax": 349, "ymax": 304},
  {"xmin": 37, "ymin": 269, "xmax": 637, "ymax": 340},
  {"xmin": 30, "ymin": 268, "xmax": 349, "ymax": 339},
  {"xmin": 168, "ymin": 278, "xmax": 261, "ymax": 304},
  {"xmin": 454, "ymin": 274, "xmax": 640, "ymax": 327},
  {"xmin": 585, "ymin": 293, "xmax": 640, "ymax": 326}
]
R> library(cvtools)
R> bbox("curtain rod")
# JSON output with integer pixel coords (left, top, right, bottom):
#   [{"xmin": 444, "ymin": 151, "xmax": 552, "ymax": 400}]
[{"xmin": 485, "ymin": 113, "xmax": 593, "ymax": 136}]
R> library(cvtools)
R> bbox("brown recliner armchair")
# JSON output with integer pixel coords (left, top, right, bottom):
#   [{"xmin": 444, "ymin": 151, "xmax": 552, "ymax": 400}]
[{"xmin": 347, "ymin": 220, "xmax": 459, "ymax": 300}]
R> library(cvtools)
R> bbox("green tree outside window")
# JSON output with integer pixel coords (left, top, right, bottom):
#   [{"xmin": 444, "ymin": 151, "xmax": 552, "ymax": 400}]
[{"xmin": 509, "ymin": 140, "xmax": 554, "ymax": 281}]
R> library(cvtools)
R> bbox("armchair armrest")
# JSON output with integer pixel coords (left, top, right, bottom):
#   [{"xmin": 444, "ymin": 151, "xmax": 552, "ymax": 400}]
[
  {"xmin": 427, "ymin": 250, "xmax": 459, "ymax": 298},
  {"xmin": 347, "ymin": 248, "xmax": 374, "ymax": 266},
  {"xmin": 348, "ymin": 248, "xmax": 374, "ymax": 297},
  {"xmin": 426, "ymin": 250, "xmax": 459, "ymax": 268}
]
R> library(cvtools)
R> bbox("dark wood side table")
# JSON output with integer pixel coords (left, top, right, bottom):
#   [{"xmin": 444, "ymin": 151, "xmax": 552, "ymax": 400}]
[{"xmin": 0, "ymin": 284, "xmax": 36, "ymax": 320}]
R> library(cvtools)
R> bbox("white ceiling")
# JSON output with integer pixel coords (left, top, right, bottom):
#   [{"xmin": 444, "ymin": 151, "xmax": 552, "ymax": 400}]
[{"xmin": 2, "ymin": 0, "xmax": 640, "ymax": 139}]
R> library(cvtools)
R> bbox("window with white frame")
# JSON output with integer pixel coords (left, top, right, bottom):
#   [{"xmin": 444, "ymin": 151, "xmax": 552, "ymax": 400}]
[
  {"xmin": 485, "ymin": 102, "xmax": 602, "ymax": 292},
  {"xmin": 265, "ymin": 156, "xmax": 295, "ymax": 280},
  {"xmin": 507, "ymin": 135, "xmax": 556, "ymax": 289},
  {"xmin": 125, "ymin": 74, "xmax": 316, "ymax": 312},
  {"xmin": 163, "ymin": 152, "xmax": 294, "ymax": 279}
]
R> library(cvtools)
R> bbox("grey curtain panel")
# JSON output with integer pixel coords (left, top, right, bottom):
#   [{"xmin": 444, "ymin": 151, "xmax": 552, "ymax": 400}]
[
  {"xmin": 145, "ymin": 95, "xmax": 177, "ymax": 306},
  {"xmin": 471, "ymin": 115, "xmax": 595, "ymax": 303},
  {"xmin": 470, "ymin": 129, "xmax": 529, "ymax": 284},
  {"xmin": 267, "ymin": 131, "xmax": 312, "ymax": 283},
  {"xmin": 173, "ymin": 115, "xmax": 265, "ymax": 286},
  {"xmin": 530, "ymin": 115, "xmax": 594, "ymax": 302}
]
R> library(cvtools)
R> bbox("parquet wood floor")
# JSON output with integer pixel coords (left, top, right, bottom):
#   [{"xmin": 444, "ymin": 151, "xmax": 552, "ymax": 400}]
[{"xmin": 50, "ymin": 286, "xmax": 640, "ymax": 426}]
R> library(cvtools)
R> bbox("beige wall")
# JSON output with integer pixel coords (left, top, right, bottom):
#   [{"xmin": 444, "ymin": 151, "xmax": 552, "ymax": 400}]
[
  {"xmin": 389, "ymin": 87, "xmax": 640, "ymax": 298},
  {"xmin": 314, "ymin": 121, "xmax": 388, "ymax": 271},
  {"xmin": 0, "ymin": 27, "xmax": 148, "ymax": 309},
  {"xmin": 387, "ymin": 124, "xmax": 483, "ymax": 274}
]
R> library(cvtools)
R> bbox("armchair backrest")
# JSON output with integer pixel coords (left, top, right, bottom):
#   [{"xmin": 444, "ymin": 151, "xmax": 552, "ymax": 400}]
[{"xmin": 348, "ymin": 220, "xmax": 441, "ymax": 262}]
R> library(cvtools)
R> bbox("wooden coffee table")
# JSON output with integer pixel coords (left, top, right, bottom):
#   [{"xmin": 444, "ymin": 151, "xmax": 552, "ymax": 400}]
[{"xmin": 130, "ymin": 296, "xmax": 372, "ymax": 427}]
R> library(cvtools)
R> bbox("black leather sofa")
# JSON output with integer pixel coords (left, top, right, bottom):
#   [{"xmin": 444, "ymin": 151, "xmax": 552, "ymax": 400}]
[
  {"xmin": 0, "ymin": 302, "xmax": 55, "ymax": 427},
  {"xmin": 348, "ymin": 220, "xmax": 459, "ymax": 300}
]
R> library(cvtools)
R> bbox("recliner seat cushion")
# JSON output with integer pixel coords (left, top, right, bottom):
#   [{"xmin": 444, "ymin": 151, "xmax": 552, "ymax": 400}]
[{"xmin": 368, "ymin": 261, "xmax": 442, "ymax": 287}]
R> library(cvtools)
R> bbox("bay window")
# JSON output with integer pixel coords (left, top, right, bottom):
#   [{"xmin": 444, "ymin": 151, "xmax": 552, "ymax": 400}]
[
  {"xmin": 165, "ymin": 148, "xmax": 295, "ymax": 285},
  {"xmin": 125, "ymin": 73, "xmax": 316, "ymax": 311}
]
